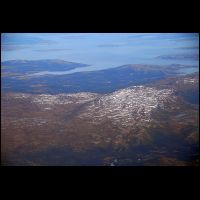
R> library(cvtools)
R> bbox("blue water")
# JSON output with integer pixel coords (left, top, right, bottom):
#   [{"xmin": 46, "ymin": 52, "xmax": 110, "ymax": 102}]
[
  {"xmin": 29, "ymin": 62, "xmax": 199, "ymax": 77},
  {"xmin": 176, "ymin": 67, "xmax": 199, "ymax": 75}
]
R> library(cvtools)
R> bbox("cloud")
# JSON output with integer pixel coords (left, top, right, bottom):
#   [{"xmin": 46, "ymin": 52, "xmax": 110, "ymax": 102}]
[
  {"xmin": 157, "ymin": 53, "xmax": 199, "ymax": 60},
  {"xmin": 128, "ymin": 33, "xmax": 162, "ymax": 39},
  {"xmin": 61, "ymin": 34, "xmax": 92, "ymax": 40},
  {"xmin": 1, "ymin": 45, "xmax": 29, "ymax": 51},
  {"xmin": 128, "ymin": 33, "xmax": 199, "ymax": 42},
  {"xmin": 1, "ymin": 33, "xmax": 54, "ymax": 46},
  {"xmin": 97, "ymin": 43, "xmax": 126, "ymax": 48},
  {"xmin": 34, "ymin": 48, "xmax": 72, "ymax": 52},
  {"xmin": 177, "ymin": 46, "xmax": 199, "ymax": 50}
]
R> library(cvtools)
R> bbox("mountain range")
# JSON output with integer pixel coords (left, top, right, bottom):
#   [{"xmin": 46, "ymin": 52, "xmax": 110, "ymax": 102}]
[
  {"xmin": 2, "ymin": 59, "xmax": 198, "ymax": 94},
  {"xmin": 1, "ymin": 72, "xmax": 199, "ymax": 166}
]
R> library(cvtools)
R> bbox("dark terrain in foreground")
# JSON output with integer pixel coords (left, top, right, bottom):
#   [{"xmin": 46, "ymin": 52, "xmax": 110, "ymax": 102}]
[{"xmin": 1, "ymin": 73, "xmax": 199, "ymax": 166}]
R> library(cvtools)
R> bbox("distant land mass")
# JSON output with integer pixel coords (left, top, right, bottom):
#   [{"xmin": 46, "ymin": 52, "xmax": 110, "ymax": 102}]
[
  {"xmin": 157, "ymin": 54, "xmax": 199, "ymax": 60},
  {"xmin": 1, "ymin": 59, "xmax": 89, "ymax": 73},
  {"xmin": 1, "ymin": 60, "xmax": 199, "ymax": 94}
]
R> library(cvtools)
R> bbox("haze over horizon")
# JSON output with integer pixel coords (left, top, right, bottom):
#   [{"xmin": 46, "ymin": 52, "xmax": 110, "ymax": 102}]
[{"xmin": 1, "ymin": 33, "xmax": 199, "ymax": 75}]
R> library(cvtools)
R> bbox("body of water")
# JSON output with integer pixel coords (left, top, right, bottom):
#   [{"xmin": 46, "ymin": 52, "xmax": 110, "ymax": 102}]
[{"xmin": 28, "ymin": 59, "xmax": 199, "ymax": 76}]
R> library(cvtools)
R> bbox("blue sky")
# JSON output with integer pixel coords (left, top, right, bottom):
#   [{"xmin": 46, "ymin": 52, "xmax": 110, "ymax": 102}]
[{"xmin": 1, "ymin": 33, "xmax": 199, "ymax": 72}]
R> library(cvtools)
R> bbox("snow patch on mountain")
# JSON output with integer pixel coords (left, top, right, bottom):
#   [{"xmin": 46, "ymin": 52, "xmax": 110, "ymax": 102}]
[
  {"xmin": 31, "ymin": 93, "xmax": 99, "ymax": 106},
  {"xmin": 79, "ymin": 86, "xmax": 176, "ymax": 126}
]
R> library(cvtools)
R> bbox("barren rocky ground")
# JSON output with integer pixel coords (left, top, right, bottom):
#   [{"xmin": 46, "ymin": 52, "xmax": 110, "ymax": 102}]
[{"xmin": 1, "ymin": 73, "xmax": 199, "ymax": 166}]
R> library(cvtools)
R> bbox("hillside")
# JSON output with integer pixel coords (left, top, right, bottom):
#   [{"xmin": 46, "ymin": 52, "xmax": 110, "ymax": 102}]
[
  {"xmin": 2, "ymin": 62, "xmax": 198, "ymax": 94},
  {"xmin": 1, "ymin": 73, "xmax": 199, "ymax": 166}
]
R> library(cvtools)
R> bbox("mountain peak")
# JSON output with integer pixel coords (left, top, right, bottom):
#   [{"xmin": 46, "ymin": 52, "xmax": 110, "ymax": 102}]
[{"xmin": 79, "ymin": 86, "xmax": 176, "ymax": 127}]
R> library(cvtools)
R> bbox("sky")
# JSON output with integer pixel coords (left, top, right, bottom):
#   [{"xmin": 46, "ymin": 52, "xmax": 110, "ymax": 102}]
[{"xmin": 1, "ymin": 33, "xmax": 199, "ymax": 73}]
